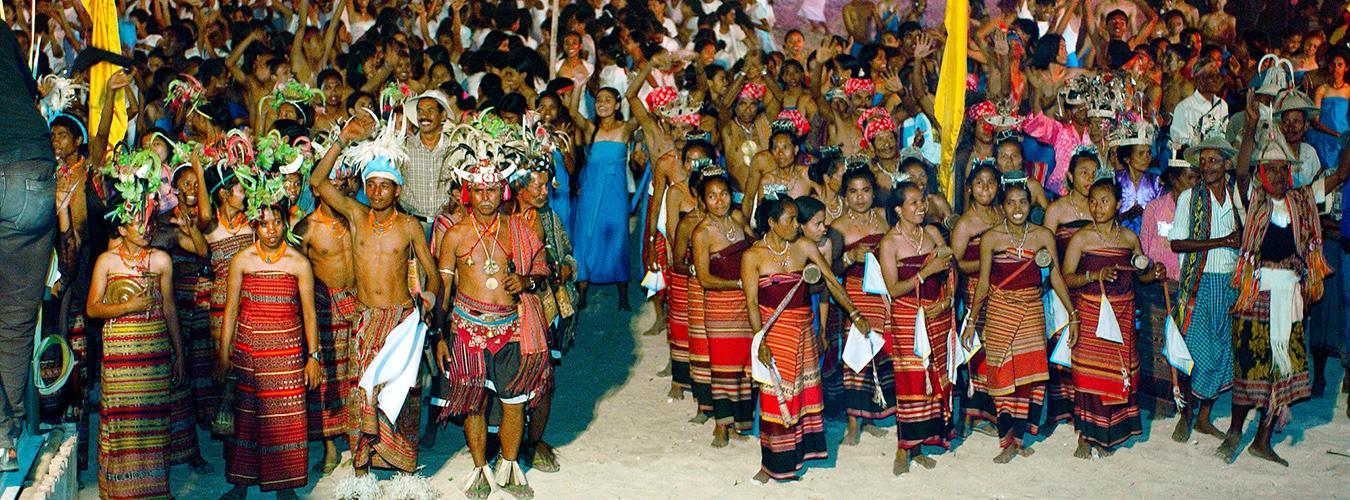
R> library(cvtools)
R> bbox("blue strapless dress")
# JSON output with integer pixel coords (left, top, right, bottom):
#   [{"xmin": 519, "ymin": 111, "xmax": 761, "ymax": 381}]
[
  {"xmin": 574, "ymin": 141, "xmax": 631, "ymax": 284},
  {"xmin": 549, "ymin": 149, "xmax": 575, "ymax": 236}
]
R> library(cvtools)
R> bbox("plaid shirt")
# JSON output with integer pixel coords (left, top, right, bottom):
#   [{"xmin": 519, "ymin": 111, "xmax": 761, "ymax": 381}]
[{"xmin": 400, "ymin": 133, "xmax": 453, "ymax": 219}]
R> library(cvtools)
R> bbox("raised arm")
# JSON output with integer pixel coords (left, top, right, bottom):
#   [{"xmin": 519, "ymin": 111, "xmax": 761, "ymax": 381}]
[{"xmin": 309, "ymin": 116, "xmax": 375, "ymax": 221}]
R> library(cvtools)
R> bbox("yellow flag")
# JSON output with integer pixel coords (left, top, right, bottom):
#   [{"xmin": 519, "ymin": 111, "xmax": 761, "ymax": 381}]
[
  {"xmin": 933, "ymin": 0, "xmax": 968, "ymax": 205},
  {"xmin": 84, "ymin": 0, "xmax": 127, "ymax": 151}
]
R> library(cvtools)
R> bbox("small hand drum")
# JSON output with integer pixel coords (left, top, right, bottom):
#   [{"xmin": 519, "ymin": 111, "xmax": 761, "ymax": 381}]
[
  {"xmin": 1035, "ymin": 248, "xmax": 1052, "ymax": 268},
  {"xmin": 105, "ymin": 279, "xmax": 144, "ymax": 305},
  {"xmin": 803, "ymin": 264, "xmax": 822, "ymax": 284}
]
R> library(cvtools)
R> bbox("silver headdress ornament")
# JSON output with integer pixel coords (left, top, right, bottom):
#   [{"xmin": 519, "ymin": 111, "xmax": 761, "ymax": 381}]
[
  {"xmin": 516, "ymin": 111, "xmax": 570, "ymax": 176},
  {"xmin": 1108, "ymin": 117, "xmax": 1156, "ymax": 147},
  {"xmin": 843, "ymin": 154, "xmax": 871, "ymax": 172},
  {"xmin": 898, "ymin": 146, "xmax": 929, "ymax": 165},
  {"xmin": 892, "ymin": 171, "xmax": 914, "ymax": 185},
  {"xmin": 1254, "ymin": 54, "xmax": 1296, "ymax": 97},
  {"xmin": 338, "ymin": 108, "xmax": 409, "ymax": 175},
  {"xmin": 986, "ymin": 98, "xmax": 1025, "ymax": 129},
  {"xmin": 38, "ymin": 75, "xmax": 85, "ymax": 120}
]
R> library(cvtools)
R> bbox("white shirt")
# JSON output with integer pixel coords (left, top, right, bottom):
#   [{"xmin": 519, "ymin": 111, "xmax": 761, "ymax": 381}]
[
  {"xmin": 1290, "ymin": 141, "xmax": 1323, "ymax": 188},
  {"xmin": 1169, "ymin": 91, "xmax": 1230, "ymax": 149},
  {"xmin": 1169, "ymin": 186, "xmax": 1241, "ymax": 274}
]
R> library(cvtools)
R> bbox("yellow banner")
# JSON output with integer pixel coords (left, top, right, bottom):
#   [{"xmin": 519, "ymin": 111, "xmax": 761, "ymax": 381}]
[
  {"xmin": 84, "ymin": 0, "xmax": 126, "ymax": 152},
  {"xmin": 933, "ymin": 0, "xmax": 968, "ymax": 204}
]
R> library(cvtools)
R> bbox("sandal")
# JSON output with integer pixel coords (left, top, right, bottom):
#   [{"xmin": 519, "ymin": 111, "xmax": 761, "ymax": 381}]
[
  {"xmin": 460, "ymin": 464, "xmax": 494, "ymax": 500},
  {"xmin": 495, "ymin": 459, "xmax": 534, "ymax": 499}
]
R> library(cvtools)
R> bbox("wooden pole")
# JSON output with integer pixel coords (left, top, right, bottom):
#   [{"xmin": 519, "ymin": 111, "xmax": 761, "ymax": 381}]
[{"xmin": 548, "ymin": 0, "xmax": 559, "ymax": 79}]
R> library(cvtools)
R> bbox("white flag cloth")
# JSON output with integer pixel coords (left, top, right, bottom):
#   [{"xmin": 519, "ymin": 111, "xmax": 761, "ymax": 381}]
[
  {"xmin": 750, "ymin": 329, "xmax": 776, "ymax": 386},
  {"xmin": 357, "ymin": 311, "xmax": 426, "ymax": 423},
  {"xmin": 1046, "ymin": 291, "xmax": 1071, "ymax": 338},
  {"xmin": 947, "ymin": 311, "xmax": 984, "ymax": 379},
  {"xmin": 1094, "ymin": 295, "xmax": 1124, "ymax": 343},
  {"xmin": 913, "ymin": 307, "xmax": 931, "ymax": 368},
  {"xmin": 1049, "ymin": 324, "xmax": 1072, "ymax": 367},
  {"xmin": 1258, "ymin": 268, "xmax": 1303, "ymax": 377},
  {"xmin": 862, "ymin": 253, "xmax": 888, "ymax": 295},
  {"xmin": 641, "ymin": 270, "xmax": 667, "ymax": 298},
  {"xmin": 843, "ymin": 323, "xmax": 885, "ymax": 373},
  {"xmin": 1163, "ymin": 314, "xmax": 1194, "ymax": 374}
]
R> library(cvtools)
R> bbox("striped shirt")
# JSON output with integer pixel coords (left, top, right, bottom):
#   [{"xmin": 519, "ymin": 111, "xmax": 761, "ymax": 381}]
[{"xmin": 400, "ymin": 133, "xmax": 452, "ymax": 220}]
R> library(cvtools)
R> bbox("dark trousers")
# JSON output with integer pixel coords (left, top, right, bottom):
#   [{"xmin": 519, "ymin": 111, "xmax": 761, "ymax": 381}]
[{"xmin": 0, "ymin": 159, "xmax": 55, "ymax": 447}]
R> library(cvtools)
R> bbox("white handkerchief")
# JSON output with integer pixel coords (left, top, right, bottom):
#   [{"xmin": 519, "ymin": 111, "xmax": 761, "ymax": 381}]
[
  {"xmin": 750, "ymin": 329, "xmax": 776, "ymax": 386},
  {"xmin": 1049, "ymin": 326, "xmax": 1072, "ymax": 367},
  {"xmin": 357, "ymin": 312, "xmax": 426, "ymax": 423},
  {"xmin": 913, "ymin": 307, "xmax": 931, "ymax": 368},
  {"xmin": 1163, "ymin": 314, "xmax": 1194, "ymax": 375},
  {"xmin": 1095, "ymin": 295, "xmax": 1124, "ymax": 343},
  {"xmin": 843, "ymin": 323, "xmax": 884, "ymax": 373},
  {"xmin": 862, "ymin": 253, "xmax": 888, "ymax": 296},
  {"xmin": 947, "ymin": 312, "xmax": 979, "ymax": 382},
  {"xmin": 641, "ymin": 270, "xmax": 667, "ymax": 298},
  {"xmin": 1046, "ymin": 291, "xmax": 1070, "ymax": 338}
]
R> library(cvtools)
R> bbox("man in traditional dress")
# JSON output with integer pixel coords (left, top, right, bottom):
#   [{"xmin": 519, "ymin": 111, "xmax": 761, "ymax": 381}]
[
  {"xmin": 1168, "ymin": 134, "xmax": 1242, "ymax": 442},
  {"xmin": 431, "ymin": 113, "xmax": 554, "ymax": 499},
  {"xmin": 309, "ymin": 112, "xmax": 441, "ymax": 475},
  {"xmin": 295, "ymin": 165, "xmax": 359, "ymax": 475},
  {"xmin": 509, "ymin": 155, "xmax": 579, "ymax": 473}
]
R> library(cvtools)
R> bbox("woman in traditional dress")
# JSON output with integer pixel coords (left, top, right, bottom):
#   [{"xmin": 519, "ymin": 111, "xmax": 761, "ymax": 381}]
[
  {"xmin": 742, "ymin": 195, "xmax": 868, "ymax": 482},
  {"xmin": 1062, "ymin": 178, "xmax": 1165, "ymax": 458},
  {"xmin": 692, "ymin": 167, "xmax": 756, "ymax": 445},
  {"xmin": 193, "ymin": 147, "xmax": 256, "ymax": 425},
  {"xmin": 162, "ymin": 161, "xmax": 214, "ymax": 473},
  {"xmin": 217, "ymin": 202, "xmax": 320, "ymax": 500},
  {"xmin": 950, "ymin": 161, "xmax": 1002, "ymax": 436},
  {"xmin": 86, "ymin": 162, "xmax": 184, "ymax": 500},
  {"xmin": 807, "ymin": 150, "xmax": 847, "ymax": 225},
  {"xmin": 794, "ymin": 196, "xmax": 847, "ymax": 413},
  {"xmin": 1137, "ymin": 161, "xmax": 1199, "ymax": 423},
  {"xmin": 876, "ymin": 179, "xmax": 956, "ymax": 474},
  {"xmin": 968, "ymin": 180, "xmax": 1076, "ymax": 463},
  {"xmin": 671, "ymin": 146, "xmax": 714, "ymax": 418},
  {"xmin": 830, "ymin": 167, "xmax": 895, "ymax": 445},
  {"xmin": 1040, "ymin": 147, "xmax": 1103, "ymax": 426}
]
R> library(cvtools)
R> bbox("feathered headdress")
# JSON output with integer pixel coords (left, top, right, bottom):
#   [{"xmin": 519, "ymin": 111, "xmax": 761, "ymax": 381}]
[
  {"xmin": 101, "ymin": 147, "xmax": 166, "ymax": 231},
  {"xmin": 255, "ymin": 130, "xmax": 312, "ymax": 177},
  {"xmin": 166, "ymin": 74, "xmax": 207, "ymax": 115},
  {"xmin": 444, "ymin": 111, "xmax": 536, "ymax": 201},
  {"xmin": 516, "ymin": 111, "xmax": 570, "ymax": 176},
  {"xmin": 259, "ymin": 80, "xmax": 324, "ymax": 123},
  {"xmin": 38, "ymin": 75, "xmax": 85, "ymax": 121},
  {"xmin": 379, "ymin": 82, "xmax": 415, "ymax": 118},
  {"xmin": 339, "ymin": 109, "xmax": 409, "ymax": 179}
]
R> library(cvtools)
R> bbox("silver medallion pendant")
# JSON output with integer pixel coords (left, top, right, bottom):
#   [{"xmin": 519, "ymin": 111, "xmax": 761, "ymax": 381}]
[
  {"xmin": 483, "ymin": 259, "xmax": 501, "ymax": 276},
  {"xmin": 486, "ymin": 277, "xmax": 500, "ymax": 290}
]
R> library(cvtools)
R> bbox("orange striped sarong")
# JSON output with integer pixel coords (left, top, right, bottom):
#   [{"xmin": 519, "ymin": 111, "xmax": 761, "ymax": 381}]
[{"xmin": 1071, "ymin": 248, "xmax": 1141, "ymax": 448}]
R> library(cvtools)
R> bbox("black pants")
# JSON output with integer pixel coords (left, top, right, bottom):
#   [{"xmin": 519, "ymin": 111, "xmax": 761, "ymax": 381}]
[{"xmin": 0, "ymin": 159, "xmax": 55, "ymax": 447}]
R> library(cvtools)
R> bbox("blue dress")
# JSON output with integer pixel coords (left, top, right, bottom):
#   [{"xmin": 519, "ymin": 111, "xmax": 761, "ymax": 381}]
[
  {"xmin": 1312, "ymin": 96, "xmax": 1350, "ymax": 171},
  {"xmin": 574, "ymin": 141, "xmax": 631, "ymax": 284},
  {"xmin": 549, "ymin": 149, "xmax": 575, "ymax": 236}
]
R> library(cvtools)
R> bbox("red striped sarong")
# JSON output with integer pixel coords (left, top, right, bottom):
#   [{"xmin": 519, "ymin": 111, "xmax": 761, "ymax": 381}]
[
  {"xmin": 225, "ymin": 272, "xmax": 309, "ymax": 492},
  {"xmin": 1048, "ymin": 223, "xmax": 1087, "ymax": 424},
  {"xmin": 168, "ymin": 250, "xmax": 208, "ymax": 463},
  {"xmin": 981, "ymin": 254, "xmax": 1049, "ymax": 448},
  {"xmin": 687, "ymin": 277, "xmax": 713, "ymax": 415},
  {"xmin": 309, "ymin": 281, "xmax": 357, "ymax": 441},
  {"xmin": 889, "ymin": 256, "xmax": 953, "ymax": 450},
  {"xmin": 960, "ymin": 237, "xmax": 997, "ymax": 426},
  {"xmin": 206, "ymin": 233, "xmax": 252, "ymax": 426},
  {"xmin": 705, "ymin": 240, "xmax": 755, "ymax": 429},
  {"xmin": 99, "ymin": 274, "xmax": 171, "ymax": 500},
  {"xmin": 757, "ymin": 273, "xmax": 826, "ymax": 479},
  {"xmin": 842, "ymin": 272, "xmax": 895, "ymax": 418},
  {"xmin": 666, "ymin": 270, "xmax": 692, "ymax": 389},
  {"xmin": 1071, "ymin": 249, "xmax": 1141, "ymax": 448},
  {"xmin": 350, "ymin": 303, "xmax": 421, "ymax": 472}
]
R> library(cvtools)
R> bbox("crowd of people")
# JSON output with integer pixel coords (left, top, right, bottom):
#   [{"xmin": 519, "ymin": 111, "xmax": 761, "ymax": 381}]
[{"xmin": 2, "ymin": 0, "xmax": 1349, "ymax": 497}]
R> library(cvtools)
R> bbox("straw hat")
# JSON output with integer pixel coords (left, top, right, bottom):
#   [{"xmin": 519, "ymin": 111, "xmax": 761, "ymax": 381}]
[
  {"xmin": 1182, "ymin": 135, "xmax": 1238, "ymax": 166},
  {"xmin": 1273, "ymin": 89, "xmax": 1320, "ymax": 121}
]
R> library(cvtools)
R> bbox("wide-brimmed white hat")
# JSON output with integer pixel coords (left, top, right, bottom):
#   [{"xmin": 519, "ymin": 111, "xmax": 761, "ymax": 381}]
[
  {"xmin": 1182, "ymin": 134, "xmax": 1238, "ymax": 166},
  {"xmin": 403, "ymin": 90, "xmax": 452, "ymax": 128}
]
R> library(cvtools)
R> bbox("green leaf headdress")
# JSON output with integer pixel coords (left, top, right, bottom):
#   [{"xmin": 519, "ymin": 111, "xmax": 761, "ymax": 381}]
[
  {"xmin": 258, "ymin": 80, "xmax": 325, "ymax": 124},
  {"xmin": 101, "ymin": 147, "xmax": 166, "ymax": 232}
]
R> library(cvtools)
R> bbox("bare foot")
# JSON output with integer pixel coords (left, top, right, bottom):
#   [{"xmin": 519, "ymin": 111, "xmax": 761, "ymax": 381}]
[
  {"xmin": 993, "ymin": 446, "xmax": 1018, "ymax": 464},
  {"xmin": 730, "ymin": 429, "xmax": 751, "ymax": 441},
  {"xmin": 189, "ymin": 455, "xmax": 214, "ymax": 474},
  {"xmin": 912, "ymin": 453, "xmax": 937, "ymax": 469},
  {"xmin": 667, "ymin": 384, "xmax": 685, "ymax": 400},
  {"xmin": 712, "ymin": 424, "xmax": 730, "ymax": 448},
  {"xmin": 531, "ymin": 442, "xmax": 560, "ymax": 473},
  {"xmin": 419, "ymin": 424, "xmax": 439, "ymax": 450},
  {"xmin": 862, "ymin": 423, "xmax": 888, "ymax": 438},
  {"xmin": 465, "ymin": 468, "xmax": 492, "ymax": 499},
  {"xmin": 1214, "ymin": 434, "xmax": 1242, "ymax": 464},
  {"xmin": 1246, "ymin": 444, "xmax": 1289, "ymax": 467},
  {"xmin": 970, "ymin": 420, "xmax": 997, "ymax": 437},
  {"xmin": 892, "ymin": 452, "xmax": 910, "ymax": 476},
  {"xmin": 1172, "ymin": 418, "xmax": 1192, "ymax": 443},
  {"xmin": 1019, "ymin": 445, "xmax": 1035, "ymax": 457},
  {"xmin": 752, "ymin": 470, "xmax": 772, "ymax": 484},
  {"xmin": 689, "ymin": 413, "xmax": 710, "ymax": 424},
  {"xmin": 1095, "ymin": 445, "xmax": 1115, "ymax": 458},
  {"xmin": 841, "ymin": 421, "xmax": 861, "ymax": 446},
  {"xmin": 1195, "ymin": 420, "xmax": 1225, "ymax": 439},
  {"xmin": 1073, "ymin": 439, "xmax": 1092, "ymax": 459}
]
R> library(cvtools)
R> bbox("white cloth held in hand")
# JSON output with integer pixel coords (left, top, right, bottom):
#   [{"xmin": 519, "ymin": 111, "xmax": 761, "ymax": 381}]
[
  {"xmin": 862, "ymin": 253, "xmax": 888, "ymax": 295},
  {"xmin": 1049, "ymin": 325, "xmax": 1072, "ymax": 367},
  {"xmin": 914, "ymin": 306, "xmax": 931, "ymax": 368},
  {"xmin": 641, "ymin": 270, "xmax": 667, "ymax": 298},
  {"xmin": 843, "ymin": 323, "xmax": 885, "ymax": 373},
  {"xmin": 1163, "ymin": 313, "xmax": 1194, "ymax": 375},
  {"xmin": 1046, "ymin": 291, "xmax": 1071, "ymax": 338},
  {"xmin": 1095, "ymin": 295, "xmax": 1124, "ymax": 343},
  {"xmin": 357, "ymin": 311, "xmax": 426, "ymax": 424}
]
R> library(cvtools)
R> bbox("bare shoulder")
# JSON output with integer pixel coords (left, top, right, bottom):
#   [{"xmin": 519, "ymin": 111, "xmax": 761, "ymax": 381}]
[{"xmin": 149, "ymin": 249, "xmax": 174, "ymax": 272}]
